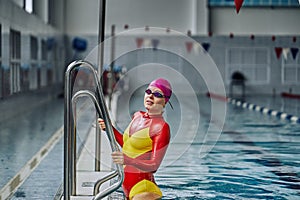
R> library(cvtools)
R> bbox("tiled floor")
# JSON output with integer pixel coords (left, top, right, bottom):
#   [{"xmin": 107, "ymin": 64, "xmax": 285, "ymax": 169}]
[{"xmin": 0, "ymin": 84, "xmax": 125, "ymax": 199}]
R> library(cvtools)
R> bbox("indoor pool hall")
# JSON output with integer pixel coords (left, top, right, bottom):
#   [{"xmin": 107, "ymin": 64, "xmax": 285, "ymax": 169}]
[{"xmin": 1, "ymin": 0, "xmax": 300, "ymax": 199}]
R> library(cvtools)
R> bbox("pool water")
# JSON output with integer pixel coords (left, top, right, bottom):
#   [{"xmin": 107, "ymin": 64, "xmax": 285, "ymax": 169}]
[{"xmin": 133, "ymin": 95, "xmax": 300, "ymax": 200}]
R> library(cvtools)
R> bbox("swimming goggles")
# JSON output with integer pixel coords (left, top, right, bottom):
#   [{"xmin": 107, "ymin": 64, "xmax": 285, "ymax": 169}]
[
  {"xmin": 145, "ymin": 89, "xmax": 169, "ymax": 98},
  {"xmin": 145, "ymin": 89, "xmax": 173, "ymax": 109}
]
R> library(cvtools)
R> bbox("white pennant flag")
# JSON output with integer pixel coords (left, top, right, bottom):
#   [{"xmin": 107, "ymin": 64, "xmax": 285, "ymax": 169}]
[
  {"xmin": 193, "ymin": 43, "xmax": 201, "ymax": 54},
  {"xmin": 282, "ymin": 48, "xmax": 290, "ymax": 60},
  {"xmin": 143, "ymin": 39, "xmax": 151, "ymax": 48}
]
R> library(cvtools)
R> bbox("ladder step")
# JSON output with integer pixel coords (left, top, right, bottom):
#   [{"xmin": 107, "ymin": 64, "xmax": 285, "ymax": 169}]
[{"xmin": 76, "ymin": 171, "xmax": 111, "ymax": 196}]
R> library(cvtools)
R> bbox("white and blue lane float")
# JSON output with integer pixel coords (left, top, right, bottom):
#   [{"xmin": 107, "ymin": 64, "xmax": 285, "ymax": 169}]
[{"xmin": 207, "ymin": 92, "xmax": 300, "ymax": 124}]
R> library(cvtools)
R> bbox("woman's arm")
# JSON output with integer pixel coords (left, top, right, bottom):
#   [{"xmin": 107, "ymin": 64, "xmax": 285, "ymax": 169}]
[
  {"xmin": 112, "ymin": 126, "xmax": 124, "ymax": 146},
  {"xmin": 98, "ymin": 118, "xmax": 124, "ymax": 147}
]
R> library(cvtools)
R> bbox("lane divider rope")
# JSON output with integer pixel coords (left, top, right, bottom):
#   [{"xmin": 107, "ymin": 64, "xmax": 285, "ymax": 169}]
[
  {"xmin": 281, "ymin": 92, "xmax": 300, "ymax": 99},
  {"xmin": 207, "ymin": 92, "xmax": 300, "ymax": 124}
]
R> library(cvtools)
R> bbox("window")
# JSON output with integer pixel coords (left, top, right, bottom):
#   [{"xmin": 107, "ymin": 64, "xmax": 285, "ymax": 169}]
[
  {"xmin": 209, "ymin": 0, "xmax": 300, "ymax": 7},
  {"xmin": 29, "ymin": 36, "xmax": 38, "ymax": 89},
  {"xmin": 1, "ymin": 25, "xmax": 10, "ymax": 97},
  {"xmin": 24, "ymin": 0, "xmax": 33, "ymax": 13},
  {"xmin": 41, "ymin": 39, "xmax": 47, "ymax": 61},
  {"xmin": 0, "ymin": 24, "xmax": 1, "ymax": 59},
  {"xmin": 40, "ymin": 39, "xmax": 48, "ymax": 87},
  {"xmin": 282, "ymin": 49, "xmax": 300, "ymax": 84},
  {"xmin": 30, "ymin": 36, "xmax": 38, "ymax": 60},
  {"xmin": 10, "ymin": 29, "xmax": 21, "ymax": 93},
  {"xmin": 48, "ymin": 0, "xmax": 55, "ymax": 26},
  {"xmin": 226, "ymin": 47, "xmax": 270, "ymax": 84},
  {"xmin": 0, "ymin": 24, "xmax": 2, "ymax": 98}
]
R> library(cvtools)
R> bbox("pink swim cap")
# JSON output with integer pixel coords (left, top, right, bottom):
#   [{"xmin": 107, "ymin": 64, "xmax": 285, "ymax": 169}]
[{"xmin": 149, "ymin": 78, "xmax": 172, "ymax": 103}]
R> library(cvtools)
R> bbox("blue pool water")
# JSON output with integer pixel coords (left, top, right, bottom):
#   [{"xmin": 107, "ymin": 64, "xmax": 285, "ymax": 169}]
[
  {"xmin": 3, "ymin": 92, "xmax": 299, "ymax": 199},
  {"xmin": 117, "ymin": 95, "xmax": 300, "ymax": 200}
]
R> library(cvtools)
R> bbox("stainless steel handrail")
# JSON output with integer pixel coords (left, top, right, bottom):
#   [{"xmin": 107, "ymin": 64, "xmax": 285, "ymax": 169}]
[{"xmin": 64, "ymin": 60, "xmax": 124, "ymax": 200}]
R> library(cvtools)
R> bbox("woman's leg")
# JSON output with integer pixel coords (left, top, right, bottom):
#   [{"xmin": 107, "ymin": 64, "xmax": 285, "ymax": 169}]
[{"xmin": 132, "ymin": 192, "xmax": 161, "ymax": 200}]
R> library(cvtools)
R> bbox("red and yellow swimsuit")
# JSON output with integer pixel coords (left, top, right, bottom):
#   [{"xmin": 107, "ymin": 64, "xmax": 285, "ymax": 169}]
[{"xmin": 113, "ymin": 111, "xmax": 170, "ymax": 199}]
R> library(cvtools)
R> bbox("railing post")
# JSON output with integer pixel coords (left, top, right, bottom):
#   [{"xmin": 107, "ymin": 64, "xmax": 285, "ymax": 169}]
[
  {"xmin": 64, "ymin": 61, "xmax": 78, "ymax": 199},
  {"xmin": 96, "ymin": 0, "xmax": 106, "ymax": 172}
]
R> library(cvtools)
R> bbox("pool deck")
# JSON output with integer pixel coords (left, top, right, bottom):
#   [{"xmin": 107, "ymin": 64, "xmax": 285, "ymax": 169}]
[{"xmin": 0, "ymin": 87, "xmax": 122, "ymax": 200}]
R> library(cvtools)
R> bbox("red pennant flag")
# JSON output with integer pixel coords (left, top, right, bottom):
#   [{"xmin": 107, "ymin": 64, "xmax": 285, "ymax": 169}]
[
  {"xmin": 185, "ymin": 42, "xmax": 193, "ymax": 53},
  {"xmin": 234, "ymin": 0, "xmax": 244, "ymax": 14},
  {"xmin": 291, "ymin": 48, "xmax": 299, "ymax": 60},
  {"xmin": 136, "ymin": 38, "xmax": 143, "ymax": 48},
  {"xmin": 275, "ymin": 47, "xmax": 283, "ymax": 59}
]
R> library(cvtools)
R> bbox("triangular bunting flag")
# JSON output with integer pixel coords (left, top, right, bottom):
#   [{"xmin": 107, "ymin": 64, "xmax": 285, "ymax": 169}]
[
  {"xmin": 234, "ymin": 0, "xmax": 244, "ymax": 14},
  {"xmin": 152, "ymin": 39, "xmax": 160, "ymax": 50},
  {"xmin": 193, "ymin": 43, "xmax": 201, "ymax": 54},
  {"xmin": 185, "ymin": 42, "xmax": 193, "ymax": 53},
  {"xmin": 136, "ymin": 38, "xmax": 144, "ymax": 48},
  {"xmin": 143, "ymin": 39, "xmax": 151, "ymax": 48},
  {"xmin": 275, "ymin": 47, "xmax": 283, "ymax": 59},
  {"xmin": 282, "ymin": 48, "xmax": 290, "ymax": 60},
  {"xmin": 201, "ymin": 42, "xmax": 211, "ymax": 53},
  {"xmin": 291, "ymin": 48, "xmax": 299, "ymax": 60}
]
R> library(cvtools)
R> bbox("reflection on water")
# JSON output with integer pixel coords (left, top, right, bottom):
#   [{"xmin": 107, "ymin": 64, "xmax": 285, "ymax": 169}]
[{"xmin": 155, "ymin": 96, "xmax": 300, "ymax": 200}]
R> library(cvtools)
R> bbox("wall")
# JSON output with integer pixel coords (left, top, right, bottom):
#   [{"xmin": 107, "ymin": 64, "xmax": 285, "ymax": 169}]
[
  {"xmin": 106, "ymin": 0, "xmax": 196, "ymax": 34},
  {"xmin": 210, "ymin": 7, "xmax": 300, "ymax": 35},
  {"xmin": 196, "ymin": 0, "xmax": 209, "ymax": 35},
  {"xmin": 65, "ymin": 0, "xmax": 198, "ymax": 35},
  {"xmin": 64, "ymin": 0, "xmax": 99, "ymax": 35},
  {"xmin": 2, "ymin": 0, "xmax": 300, "ymax": 96},
  {"xmin": 62, "ymin": 0, "xmax": 300, "ymax": 95},
  {"xmin": 64, "ymin": 1, "xmax": 300, "ymax": 36},
  {"xmin": 49, "ymin": 0, "xmax": 66, "ymax": 32},
  {"xmin": 0, "ymin": 0, "xmax": 65, "ymax": 97},
  {"xmin": 195, "ymin": 35, "xmax": 300, "ymax": 95}
]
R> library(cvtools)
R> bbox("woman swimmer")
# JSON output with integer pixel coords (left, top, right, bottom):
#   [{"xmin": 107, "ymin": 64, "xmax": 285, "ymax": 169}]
[{"xmin": 98, "ymin": 78, "xmax": 172, "ymax": 200}]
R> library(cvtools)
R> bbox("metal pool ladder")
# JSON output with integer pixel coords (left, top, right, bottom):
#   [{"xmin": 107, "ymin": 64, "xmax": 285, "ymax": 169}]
[{"xmin": 64, "ymin": 60, "xmax": 124, "ymax": 200}]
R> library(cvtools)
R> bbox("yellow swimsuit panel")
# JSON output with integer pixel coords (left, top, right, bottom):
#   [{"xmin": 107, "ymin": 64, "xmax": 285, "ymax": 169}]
[
  {"xmin": 123, "ymin": 127, "xmax": 152, "ymax": 158},
  {"xmin": 129, "ymin": 179, "xmax": 162, "ymax": 199}
]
